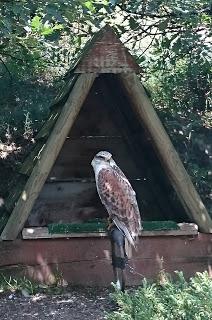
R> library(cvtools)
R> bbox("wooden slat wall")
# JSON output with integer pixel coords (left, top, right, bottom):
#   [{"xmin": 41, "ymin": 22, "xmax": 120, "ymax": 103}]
[
  {"xmin": 0, "ymin": 233, "xmax": 211, "ymax": 285},
  {"xmin": 27, "ymin": 178, "xmax": 166, "ymax": 227},
  {"xmin": 27, "ymin": 182, "xmax": 107, "ymax": 226},
  {"xmin": 28, "ymin": 75, "xmax": 190, "ymax": 227},
  {"xmin": 100, "ymin": 75, "xmax": 188, "ymax": 221},
  {"xmin": 28, "ymin": 77, "xmax": 150, "ymax": 226},
  {"xmin": 69, "ymin": 84, "xmax": 121, "ymax": 137},
  {"xmin": 48, "ymin": 137, "xmax": 141, "ymax": 179}
]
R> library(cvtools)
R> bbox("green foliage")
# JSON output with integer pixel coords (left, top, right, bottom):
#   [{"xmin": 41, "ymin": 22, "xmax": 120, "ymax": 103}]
[
  {"xmin": 107, "ymin": 272, "xmax": 212, "ymax": 320},
  {"xmin": 145, "ymin": 50, "xmax": 211, "ymax": 215},
  {"xmin": 30, "ymin": 15, "xmax": 63, "ymax": 36},
  {"xmin": 0, "ymin": 274, "xmax": 39, "ymax": 295},
  {"xmin": 0, "ymin": 273, "xmax": 67, "ymax": 295},
  {"xmin": 0, "ymin": 0, "xmax": 211, "ymax": 217}
]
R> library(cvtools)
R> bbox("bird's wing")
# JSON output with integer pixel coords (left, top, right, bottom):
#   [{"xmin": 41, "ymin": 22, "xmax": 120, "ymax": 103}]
[{"xmin": 97, "ymin": 168, "xmax": 142, "ymax": 245}]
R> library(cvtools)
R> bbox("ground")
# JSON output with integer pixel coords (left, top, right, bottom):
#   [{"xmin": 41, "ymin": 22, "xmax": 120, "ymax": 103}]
[{"xmin": 0, "ymin": 288, "xmax": 113, "ymax": 320}]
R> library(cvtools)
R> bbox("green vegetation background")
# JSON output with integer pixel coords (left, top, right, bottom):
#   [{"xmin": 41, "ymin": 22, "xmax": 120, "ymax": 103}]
[{"xmin": 0, "ymin": 1, "xmax": 211, "ymax": 219}]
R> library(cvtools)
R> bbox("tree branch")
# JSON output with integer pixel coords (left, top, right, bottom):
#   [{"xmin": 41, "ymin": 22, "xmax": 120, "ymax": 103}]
[
  {"xmin": 139, "ymin": 32, "xmax": 157, "ymax": 56},
  {"xmin": 117, "ymin": 4, "xmax": 212, "ymax": 19}
]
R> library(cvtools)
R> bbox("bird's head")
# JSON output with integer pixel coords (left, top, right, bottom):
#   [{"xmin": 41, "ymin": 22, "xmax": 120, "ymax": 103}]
[{"xmin": 91, "ymin": 151, "xmax": 113, "ymax": 170}]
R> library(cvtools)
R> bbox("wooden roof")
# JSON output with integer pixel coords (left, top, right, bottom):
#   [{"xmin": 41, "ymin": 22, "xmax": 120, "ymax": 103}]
[
  {"xmin": 1, "ymin": 26, "xmax": 211, "ymax": 240},
  {"xmin": 73, "ymin": 25, "xmax": 141, "ymax": 74}
]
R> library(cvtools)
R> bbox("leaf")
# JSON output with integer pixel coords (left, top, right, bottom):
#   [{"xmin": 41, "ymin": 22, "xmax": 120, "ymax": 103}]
[
  {"xmin": 115, "ymin": 24, "xmax": 127, "ymax": 35},
  {"xmin": 31, "ymin": 16, "xmax": 42, "ymax": 31},
  {"xmin": 137, "ymin": 55, "xmax": 146, "ymax": 64},
  {"xmin": 21, "ymin": 288, "xmax": 30, "ymax": 297},
  {"xmin": 170, "ymin": 33, "xmax": 180, "ymax": 44},
  {"xmin": 84, "ymin": 1, "xmax": 95, "ymax": 12},
  {"xmin": 172, "ymin": 38, "xmax": 181, "ymax": 53},
  {"xmin": 52, "ymin": 24, "xmax": 63, "ymax": 31},
  {"xmin": 158, "ymin": 19, "xmax": 168, "ymax": 31},
  {"xmin": 129, "ymin": 17, "xmax": 139, "ymax": 30},
  {"xmin": 41, "ymin": 27, "xmax": 53, "ymax": 36}
]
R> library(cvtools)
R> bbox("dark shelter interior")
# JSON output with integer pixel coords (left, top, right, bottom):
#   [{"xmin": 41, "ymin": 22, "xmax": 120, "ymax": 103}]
[{"xmin": 27, "ymin": 74, "xmax": 188, "ymax": 227}]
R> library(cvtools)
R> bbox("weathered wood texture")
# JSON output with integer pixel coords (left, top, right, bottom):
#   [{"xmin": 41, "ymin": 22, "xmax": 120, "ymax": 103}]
[
  {"xmin": 118, "ymin": 73, "xmax": 212, "ymax": 233},
  {"xmin": 28, "ymin": 179, "xmax": 174, "ymax": 227},
  {"xmin": 22, "ymin": 223, "xmax": 198, "ymax": 239},
  {"xmin": 47, "ymin": 78, "xmax": 140, "ymax": 180},
  {"xmin": 100, "ymin": 75, "xmax": 188, "ymax": 222},
  {"xmin": 0, "ymin": 233, "xmax": 211, "ymax": 286},
  {"xmin": 1, "ymin": 73, "xmax": 96, "ymax": 240},
  {"xmin": 48, "ymin": 137, "xmax": 141, "ymax": 179},
  {"xmin": 44, "ymin": 76, "xmax": 186, "ymax": 222},
  {"xmin": 27, "ymin": 181, "xmax": 107, "ymax": 226},
  {"xmin": 69, "ymin": 81, "xmax": 121, "ymax": 137},
  {"xmin": 74, "ymin": 26, "xmax": 141, "ymax": 74}
]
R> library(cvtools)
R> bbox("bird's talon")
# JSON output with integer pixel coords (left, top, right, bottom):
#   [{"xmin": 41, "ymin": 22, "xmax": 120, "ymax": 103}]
[
  {"xmin": 107, "ymin": 221, "xmax": 114, "ymax": 230},
  {"xmin": 107, "ymin": 223, "xmax": 113, "ymax": 230}
]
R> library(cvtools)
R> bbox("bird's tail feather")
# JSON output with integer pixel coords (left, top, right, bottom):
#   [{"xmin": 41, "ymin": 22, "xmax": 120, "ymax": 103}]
[
  {"xmin": 113, "ymin": 217, "xmax": 136, "ymax": 259},
  {"xmin": 124, "ymin": 239, "xmax": 133, "ymax": 258}
]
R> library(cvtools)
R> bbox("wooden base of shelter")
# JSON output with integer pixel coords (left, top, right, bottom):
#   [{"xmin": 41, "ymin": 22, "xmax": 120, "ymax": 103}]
[{"xmin": 0, "ymin": 229, "xmax": 211, "ymax": 287}]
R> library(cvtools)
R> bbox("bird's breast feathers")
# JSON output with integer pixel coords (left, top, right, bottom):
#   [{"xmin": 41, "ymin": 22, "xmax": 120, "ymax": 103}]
[
  {"xmin": 92, "ymin": 156, "xmax": 142, "ymax": 247},
  {"xmin": 97, "ymin": 167, "xmax": 140, "ymax": 225}
]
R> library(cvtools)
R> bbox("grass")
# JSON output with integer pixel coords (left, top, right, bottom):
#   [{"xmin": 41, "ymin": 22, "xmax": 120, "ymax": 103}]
[{"xmin": 0, "ymin": 272, "xmax": 67, "ymax": 296}]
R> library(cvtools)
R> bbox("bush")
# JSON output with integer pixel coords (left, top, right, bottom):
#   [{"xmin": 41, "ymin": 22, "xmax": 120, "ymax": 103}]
[{"xmin": 107, "ymin": 271, "xmax": 212, "ymax": 320}]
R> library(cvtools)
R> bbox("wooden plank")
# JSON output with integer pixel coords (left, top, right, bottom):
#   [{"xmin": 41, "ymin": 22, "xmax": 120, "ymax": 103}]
[
  {"xmin": 70, "ymin": 79, "xmax": 121, "ymax": 137},
  {"xmin": 1, "ymin": 73, "xmax": 96, "ymax": 240},
  {"xmin": 28, "ymin": 179, "xmax": 168, "ymax": 226},
  {"xmin": 35, "ymin": 109, "xmax": 60, "ymax": 140},
  {"xmin": 20, "ymin": 76, "xmax": 79, "ymax": 176},
  {"xmin": 48, "ymin": 137, "xmax": 141, "ymax": 179},
  {"xmin": 0, "ymin": 233, "xmax": 211, "ymax": 285},
  {"xmin": 36, "ymin": 181, "xmax": 97, "ymax": 201},
  {"xmin": 22, "ymin": 223, "xmax": 198, "ymax": 239},
  {"xmin": 118, "ymin": 73, "xmax": 212, "ymax": 233},
  {"xmin": 49, "ymin": 74, "xmax": 78, "ymax": 110},
  {"xmin": 1, "ymin": 257, "xmax": 211, "ymax": 286},
  {"xmin": 22, "ymin": 228, "xmax": 107, "ymax": 239},
  {"xmin": 0, "ymin": 233, "xmax": 211, "ymax": 267},
  {"xmin": 27, "ymin": 181, "xmax": 107, "ymax": 226}
]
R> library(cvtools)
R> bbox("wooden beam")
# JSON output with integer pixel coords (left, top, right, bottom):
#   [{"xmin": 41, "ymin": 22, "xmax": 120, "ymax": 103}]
[
  {"xmin": 22, "ymin": 223, "xmax": 198, "ymax": 239},
  {"xmin": 1, "ymin": 73, "xmax": 96, "ymax": 240},
  {"xmin": 22, "ymin": 227, "xmax": 107, "ymax": 239},
  {"xmin": 118, "ymin": 73, "xmax": 212, "ymax": 233},
  {"xmin": 1, "ymin": 233, "xmax": 211, "ymax": 286}
]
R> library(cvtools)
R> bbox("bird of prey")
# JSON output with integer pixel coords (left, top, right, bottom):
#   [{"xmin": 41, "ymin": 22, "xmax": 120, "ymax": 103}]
[{"xmin": 91, "ymin": 151, "xmax": 142, "ymax": 254}]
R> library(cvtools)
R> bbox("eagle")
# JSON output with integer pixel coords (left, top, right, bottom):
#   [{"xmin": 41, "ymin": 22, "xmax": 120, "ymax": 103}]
[{"xmin": 91, "ymin": 151, "xmax": 142, "ymax": 255}]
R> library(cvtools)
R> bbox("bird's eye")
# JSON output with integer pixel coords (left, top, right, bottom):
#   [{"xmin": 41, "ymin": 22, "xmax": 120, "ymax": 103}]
[{"xmin": 97, "ymin": 155, "xmax": 105, "ymax": 160}]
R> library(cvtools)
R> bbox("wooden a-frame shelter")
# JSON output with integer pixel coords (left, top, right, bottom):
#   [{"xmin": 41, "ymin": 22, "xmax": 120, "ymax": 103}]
[{"xmin": 1, "ymin": 25, "xmax": 212, "ymax": 241}]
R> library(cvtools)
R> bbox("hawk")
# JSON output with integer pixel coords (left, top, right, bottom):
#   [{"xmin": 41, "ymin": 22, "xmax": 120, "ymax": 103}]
[{"xmin": 91, "ymin": 151, "xmax": 142, "ymax": 254}]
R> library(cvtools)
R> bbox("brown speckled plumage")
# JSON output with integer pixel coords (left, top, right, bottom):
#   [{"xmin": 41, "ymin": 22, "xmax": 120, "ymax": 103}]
[{"xmin": 91, "ymin": 151, "xmax": 142, "ymax": 250}]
